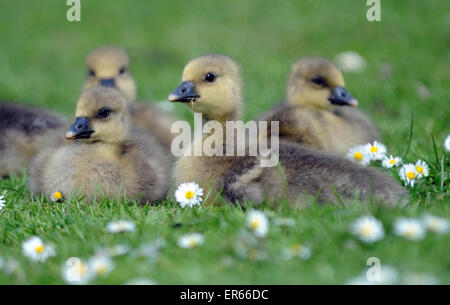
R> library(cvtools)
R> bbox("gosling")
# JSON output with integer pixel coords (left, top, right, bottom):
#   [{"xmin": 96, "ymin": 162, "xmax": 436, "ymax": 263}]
[
  {"xmin": 28, "ymin": 87, "xmax": 171, "ymax": 203},
  {"xmin": 260, "ymin": 57, "xmax": 380, "ymax": 156}
]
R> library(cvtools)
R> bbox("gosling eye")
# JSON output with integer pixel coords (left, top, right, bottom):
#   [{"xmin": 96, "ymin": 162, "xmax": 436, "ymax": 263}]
[
  {"xmin": 119, "ymin": 67, "xmax": 127, "ymax": 75},
  {"xmin": 88, "ymin": 69, "xmax": 96, "ymax": 77},
  {"xmin": 95, "ymin": 107, "xmax": 112, "ymax": 119},
  {"xmin": 204, "ymin": 72, "xmax": 216, "ymax": 83},
  {"xmin": 311, "ymin": 76, "xmax": 328, "ymax": 87}
]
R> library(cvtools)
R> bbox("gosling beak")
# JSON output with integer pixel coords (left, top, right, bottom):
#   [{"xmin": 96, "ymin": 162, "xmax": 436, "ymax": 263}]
[
  {"xmin": 65, "ymin": 117, "xmax": 94, "ymax": 140},
  {"xmin": 168, "ymin": 81, "xmax": 200, "ymax": 103},
  {"xmin": 100, "ymin": 78, "xmax": 116, "ymax": 88},
  {"xmin": 329, "ymin": 86, "xmax": 358, "ymax": 107}
]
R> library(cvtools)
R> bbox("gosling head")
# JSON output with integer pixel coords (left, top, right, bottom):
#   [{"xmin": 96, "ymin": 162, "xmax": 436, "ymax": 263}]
[
  {"xmin": 286, "ymin": 57, "xmax": 358, "ymax": 110},
  {"xmin": 66, "ymin": 86, "xmax": 129, "ymax": 144},
  {"xmin": 168, "ymin": 54, "xmax": 242, "ymax": 122},
  {"xmin": 83, "ymin": 46, "xmax": 136, "ymax": 102}
]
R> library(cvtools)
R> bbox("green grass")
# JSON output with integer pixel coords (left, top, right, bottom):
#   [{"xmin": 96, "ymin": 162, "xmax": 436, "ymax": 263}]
[{"xmin": 0, "ymin": 0, "xmax": 449, "ymax": 284}]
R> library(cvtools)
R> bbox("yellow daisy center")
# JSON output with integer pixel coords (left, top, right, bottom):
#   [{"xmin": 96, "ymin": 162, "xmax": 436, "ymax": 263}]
[
  {"xmin": 185, "ymin": 191, "xmax": 194, "ymax": 199},
  {"xmin": 404, "ymin": 227, "xmax": 417, "ymax": 238},
  {"xmin": 78, "ymin": 263, "xmax": 88, "ymax": 276},
  {"xmin": 250, "ymin": 219, "xmax": 260, "ymax": 230},
  {"xmin": 35, "ymin": 244, "xmax": 45, "ymax": 253},
  {"xmin": 361, "ymin": 225, "xmax": 374, "ymax": 236},
  {"xmin": 353, "ymin": 152, "xmax": 363, "ymax": 161},
  {"xmin": 291, "ymin": 244, "xmax": 304, "ymax": 254},
  {"xmin": 416, "ymin": 166, "xmax": 423, "ymax": 173},
  {"xmin": 53, "ymin": 191, "xmax": 63, "ymax": 200},
  {"xmin": 370, "ymin": 146, "xmax": 378, "ymax": 153},
  {"xmin": 407, "ymin": 171, "xmax": 416, "ymax": 180},
  {"xmin": 188, "ymin": 239, "xmax": 197, "ymax": 247},
  {"xmin": 389, "ymin": 159, "xmax": 396, "ymax": 164},
  {"xmin": 97, "ymin": 265, "xmax": 107, "ymax": 275}
]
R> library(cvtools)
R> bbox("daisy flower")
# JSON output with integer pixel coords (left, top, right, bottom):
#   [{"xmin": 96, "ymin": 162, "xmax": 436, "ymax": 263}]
[
  {"xmin": 350, "ymin": 216, "xmax": 385, "ymax": 244},
  {"xmin": 335, "ymin": 51, "xmax": 366, "ymax": 73},
  {"xmin": 283, "ymin": 244, "xmax": 312, "ymax": 260},
  {"xmin": 399, "ymin": 164, "xmax": 418, "ymax": 187},
  {"xmin": 175, "ymin": 182, "xmax": 203, "ymax": 208},
  {"xmin": 22, "ymin": 236, "xmax": 55, "ymax": 262},
  {"xmin": 422, "ymin": 214, "xmax": 449, "ymax": 234},
  {"xmin": 106, "ymin": 220, "xmax": 136, "ymax": 233},
  {"xmin": 246, "ymin": 210, "xmax": 269, "ymax": 238},
  {"xmin": 445, "ymin": 135, "xmax": 450, "ymax": 152},
  {"xmin": 394, "ymin": 218, "xmax": 426, "ymax": 241},
  {"xmin": 50, "ymin": 191, "xmax": 64, "ymax": 202},
  {"xmin": 414, "ymin": 159, "xmax": 429, "ymax": 178},
  {"xmin": 0, "ymin": 195, "xmax": 5, "ymax": 211},
  {"xmin": 382, "ymin": 155, "xmax": 402, "ymax": 168},
  {"xmin": 62, "ymin": 257, "xmax": 94, "ymax": 285},
  {"xmin": 88, "ymin": 255, "xmax": 114, "ymax": 277},
  {"xmin": 364, "ymin": 141, "xmax": 387, "ymax": 161},
  {"xmin": 177, "ymin": 233, "xmax": 204, "ymax": 249},
  {"xmin": 347, "ymin": 145, "xmax": 371, "ymax": 165}
]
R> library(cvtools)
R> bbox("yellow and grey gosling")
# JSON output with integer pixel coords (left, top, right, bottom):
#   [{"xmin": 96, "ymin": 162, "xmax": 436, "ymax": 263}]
[
  {"xmin": 259, "ymin": 57, "xmax": 380, "ymax": 156},
  {"xmin": 28, "ymin": 87, "xmax": 172, "ymax": 204}
]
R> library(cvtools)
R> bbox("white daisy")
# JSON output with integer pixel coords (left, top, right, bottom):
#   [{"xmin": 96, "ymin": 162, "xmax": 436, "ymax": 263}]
[
  {"xmin": 50, "ymin": 191, "xmax": 64, "ymax": 202},
  {"xmin": 364, "ymin": 141, "xmax": 387, "ymax": 161},
  {"xmin": 347, "ymin": 145, "xmax": 371, "ymax": 165},
  {"xmin": 445, "ymin": 134, "xmax": 450, "ymax": 152},
  {"xmin": 422, "ymin": 214, "xmax": 449, "ymax": 234},
  {"xmin": 22, "ymin": 236, "xmax": 55, "ymax": 262},
  {"xmin": 283, "ymin": 244, "xmax": 312, "ymax": 260},
  {"xmin": 175, "ymin": 182, "xmax": 203, "ymax": 208},
  {"xmin": 399, "ymin": 164, "xmax": 418, "ymax": 187},
  {"xmin": 246, "ymin": 210, "xmax": 269, "ymax": 238},
  {"xmin": 88, "ymin": 255, "xmax": 115, "ymax": 277},
  {"xmin": 106, "ymin": 220, "xmax": 136, "ymax": 233},
  {"xmin": 415, "ymin": 159, "xmax": 429, "ymax": 178},
  {"xmin": 62, "ymin": 257, "xmax": 94, "ymax": 285},
  {"xmin": 394, "ymin": 218, "xmax": 426, "ymax": 241},
  {"xmin": 177, "ymin": 233, "xmax": 204, "ymax": 249},
  {"xmin": 0, "ymin": 195, "xmax": 5, "ymax": 211},
  {"xmin": 335, "ymin": 51, "xmax": 366, "ymax": 73},
  {"xmin": 350, "ymin": 216, "xmax": 385, "ymax": 244},
  {"xmin": 382, "ymin": 155, "xmax": 402, "ymax": 168}
]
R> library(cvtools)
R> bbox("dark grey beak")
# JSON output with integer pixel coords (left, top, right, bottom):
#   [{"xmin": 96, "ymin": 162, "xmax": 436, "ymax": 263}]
[
  {"xmin": 65, "ymin": 117, "xmax": 94, "ymax": 140},
  {"xmin": 100, "ymin": 78, "xmax": 116, "ymax": 88},
  {"xmin": 328, "ymin": 86, "xmax": 358, "ymax": 106},
  {"xmin": 168, "ymin": 81, "xmax": 200, "ymax": 103}
]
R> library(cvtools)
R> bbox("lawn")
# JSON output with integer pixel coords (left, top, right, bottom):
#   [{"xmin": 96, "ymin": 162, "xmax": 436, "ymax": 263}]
[{"xmin": 0, "ymin": 0, "xmax": 449, "ymax": 284}]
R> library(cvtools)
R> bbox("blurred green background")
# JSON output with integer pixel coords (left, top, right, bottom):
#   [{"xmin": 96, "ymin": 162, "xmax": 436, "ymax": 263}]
[{"xmin": 0, "ymin": 0, "xmax": 449, "ymax": 284}]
